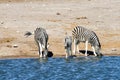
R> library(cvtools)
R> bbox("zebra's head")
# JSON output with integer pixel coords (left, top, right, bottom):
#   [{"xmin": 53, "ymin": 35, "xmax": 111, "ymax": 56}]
[
  {"xmin": 95, "ymin": 43, "xmax": 101, "ymax": 54},
  {"xmin": 42, "ymin": 43, "xmax": 49, "ymax": 57},
  {"xmin": 93, "ymin": 32, "xmax": 101, "ymax": 55},
  {"xmin": 64, "ymin": 33, "xmax": 72, "ymax": 58},
  {"xmin": 43, "ymin": 49, "xmax": 48, "ymax": 57}
]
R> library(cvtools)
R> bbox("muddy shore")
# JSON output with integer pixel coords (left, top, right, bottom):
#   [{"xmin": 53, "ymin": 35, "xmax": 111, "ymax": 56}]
[{"xmin": 0, "ymin": 0, "xmax": 120, "ymax": 59}]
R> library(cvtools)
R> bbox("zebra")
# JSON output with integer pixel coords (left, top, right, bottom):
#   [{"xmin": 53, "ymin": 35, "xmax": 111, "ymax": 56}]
[
  {"xmin": 72, "ymin": 26, "xmax": 101, "ymax": 56},
  {"xmin": 24, "ymin": 27, "xmax": 49, "ymax": 58},
  {"xmin": 64, "ymin": 33, "xmax": 72, "ymax": 58}
]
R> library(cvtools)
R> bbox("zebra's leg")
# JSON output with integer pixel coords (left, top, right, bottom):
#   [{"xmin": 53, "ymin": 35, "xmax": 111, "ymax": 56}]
[
  {"xmin": 66, "ymin": 49, "xmax": 69, "ymax": 58},
  {"xmin": 70, "ymin": 46, "xmax": 72, "ymax": 56},
  {"xmin": 38, "ymin": 42, "xmax": 43, "ymax": 58},
  {"xmin": 85, "ymin": 41, "xmax": 88, "ymax": 56},
  {"xmin": 92, "ymin": 46, "xmax": 97, "ymax": 56},
  {"xmin": 77, "ymin": 43, "xmax": 79, "ymax": 53},
  {"xmin": 73, "ymin": 39, "xmax": 76, "ymax": 55},
  {"xmin": 65, "ymin": 47, "xmax": 68, "ymax": 58}
]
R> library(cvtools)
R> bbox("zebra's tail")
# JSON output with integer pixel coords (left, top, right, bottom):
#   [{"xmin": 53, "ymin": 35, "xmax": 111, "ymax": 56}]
[{"xmin": 24, "ymin": 31, "xmax": 34, "ymax": 38}]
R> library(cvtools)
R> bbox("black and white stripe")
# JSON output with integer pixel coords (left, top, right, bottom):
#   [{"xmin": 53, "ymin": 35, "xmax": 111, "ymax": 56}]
[
  {"xmin": 24, "ymin": 27, "xmax": 49, "ymax": 58},
  {"xmin": 64, "ymin": 35, "xmax": 72, "ymax": 58},
  {"xmin": 34, "ymin": 27, "xmax": 49, "ymax": 58},
  {"xmin": 72, "ymin": 26, "xmax": 101, "ymax": 56}
]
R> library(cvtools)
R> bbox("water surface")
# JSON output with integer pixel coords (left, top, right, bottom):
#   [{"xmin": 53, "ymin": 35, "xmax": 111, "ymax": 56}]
[{"xmin": 0, "ymin": 56, "xmax": 120, "ymax": 80}]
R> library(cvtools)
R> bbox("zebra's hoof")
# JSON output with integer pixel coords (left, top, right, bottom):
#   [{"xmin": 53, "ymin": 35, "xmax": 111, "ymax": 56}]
[{"xmin": 85, "ymin": 53, "xmax": 88, "ymax": 56}]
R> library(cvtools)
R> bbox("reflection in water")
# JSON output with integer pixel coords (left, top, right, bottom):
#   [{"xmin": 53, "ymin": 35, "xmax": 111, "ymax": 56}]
[
  {"xmin": 65, "ymin": 56, "xmax": 102, "ymax": 63},
  {"xmin": 0, "ymin": 56, "xmax": 120, "ymax": 80},
  {"xmin": 38, "ymin": 58, "xmax": 48, "ymax": 63}
]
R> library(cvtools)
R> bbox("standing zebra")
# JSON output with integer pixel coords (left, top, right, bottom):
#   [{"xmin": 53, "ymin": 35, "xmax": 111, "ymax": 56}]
[
  {"xmin": 25, "ymin": 27, "xmax": 49, "ymax": 58},
  {"xmin": 72, "ymin": 26, "xmax": 101, "ymax": 56},
  {"xmin": 64, "ymin": 34, "xmax": 72, "ymax": 58}
]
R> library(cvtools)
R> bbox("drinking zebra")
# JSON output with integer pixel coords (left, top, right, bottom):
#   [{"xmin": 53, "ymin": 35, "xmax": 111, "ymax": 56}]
[
  {"xmin": 25, "ymin": 27, "xmax": 49, "ymax": 58},
  {"xmin": 72, "ymin": 26, "xmax": 101, "ymax": 56},
  {"xmin": 64, "ymin": 34, "xmax": 72, "ymax": 58}
]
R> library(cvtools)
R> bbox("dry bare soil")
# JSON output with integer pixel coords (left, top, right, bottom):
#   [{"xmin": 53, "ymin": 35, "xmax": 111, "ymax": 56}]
[{"xmin": 0, "ymin": 0, "xmax": 120, "ymax": 59}]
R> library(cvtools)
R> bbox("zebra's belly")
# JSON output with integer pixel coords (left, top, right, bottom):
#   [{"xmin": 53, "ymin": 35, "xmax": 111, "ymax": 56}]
[
  {"xmin": 79, "ymin": 40, "xmax": 91, "ymax": 44},
  {"xmin": 79, "ymin": 37, "xmax": 86, "ymax": 42},
  {"xmin": 79, "ymin": 40, "xmax": 86, "ymax": 43}
]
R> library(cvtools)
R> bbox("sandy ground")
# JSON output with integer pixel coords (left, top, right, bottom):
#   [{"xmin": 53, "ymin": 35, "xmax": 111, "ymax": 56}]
[{"xmin": 0, "ymin": 0, "xmax": 120, "ymax": 59}]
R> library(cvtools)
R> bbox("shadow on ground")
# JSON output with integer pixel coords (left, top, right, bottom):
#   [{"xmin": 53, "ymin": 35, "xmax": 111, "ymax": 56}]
[
  {"xmin": 47, "ymin": 51, "xmax": 53, "ymax": 57},
  {"xmin": 79, "ymin": 50, "xmax": 103, "ymax": 56}
]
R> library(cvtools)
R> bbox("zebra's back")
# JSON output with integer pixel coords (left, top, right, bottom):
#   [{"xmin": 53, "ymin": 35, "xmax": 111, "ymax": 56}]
[
  {"xmin": 73, "ymin": 26, "xmax": 94, "ymax": 42},
  {"xmin": 72, "ymin": 26, "xmax": 101, "ymax": 47},
  {"xmin": 34, "ymin": 27, "xmax": 48, "ymax": 45},
  {"xmin": 72, "ymin": 26, "xmax": 101, "ymax": 56}
]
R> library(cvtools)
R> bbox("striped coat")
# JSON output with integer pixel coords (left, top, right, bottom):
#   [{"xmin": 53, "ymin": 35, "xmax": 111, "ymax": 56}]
[
  {"xmin": 72, "ymin": 26, "xmax": 101, "ymax": 56},
  {"xmin": 64, "ymin": 36, "xmax": 72, "ymax": 58},
  {"xmin": 34, "ymin": 27, "xmax": 49, "ymax": 58}
]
